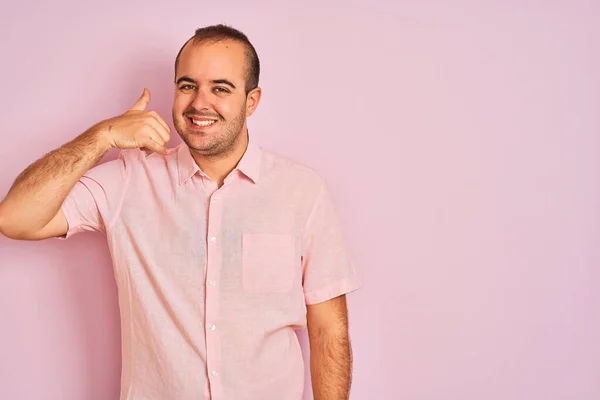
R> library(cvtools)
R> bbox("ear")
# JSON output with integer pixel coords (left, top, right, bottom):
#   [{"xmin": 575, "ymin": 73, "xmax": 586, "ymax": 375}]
[{"xmin": 245, "ymin": 87, "xmax": 262, "ymax": 117}]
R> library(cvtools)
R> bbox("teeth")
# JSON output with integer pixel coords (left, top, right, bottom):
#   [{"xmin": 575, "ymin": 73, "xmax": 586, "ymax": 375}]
[{"xmin": 192, "ymin": 119, "xmax": 216, "ymax": 127}]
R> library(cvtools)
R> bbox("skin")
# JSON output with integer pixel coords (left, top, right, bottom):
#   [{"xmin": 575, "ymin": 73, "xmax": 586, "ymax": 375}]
[
  {"xmin": 0, "ymin": 89, "xmax": 170, "ymax": 240},
  {"xmin": 307, "ymin": 294, "xmax": 354, "ymax": 400},
  {"xmin": 172, "ymin": 39, "xmax": 261, "ymax": 187},
  {"xmin": 173, "ymin": 41, "xmax": 354, "ymax": 397},
  {"xmin": 0, "ymin": 36, "xmax": 354, "ymax": 400}
]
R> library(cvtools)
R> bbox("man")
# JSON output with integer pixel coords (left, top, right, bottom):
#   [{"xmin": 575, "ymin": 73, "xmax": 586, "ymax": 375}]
[{"xmin": 0, "ymin": 25, "xmax": 361, "ymax": 399}]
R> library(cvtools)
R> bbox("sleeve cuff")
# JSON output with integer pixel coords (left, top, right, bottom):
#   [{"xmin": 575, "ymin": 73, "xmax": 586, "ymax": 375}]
[
  {"xmin": 304, "ymin": 275, "xmax": 362, "ymax": 305},
  {"xmin": 54, "ymin": 199, "xmax": 81, "ymax": 240}
]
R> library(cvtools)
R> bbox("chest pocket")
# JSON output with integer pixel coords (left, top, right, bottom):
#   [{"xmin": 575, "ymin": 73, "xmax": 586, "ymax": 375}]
[{"xmin": 242, "ymin": 233, "xmax": 297, "ymax": 294}]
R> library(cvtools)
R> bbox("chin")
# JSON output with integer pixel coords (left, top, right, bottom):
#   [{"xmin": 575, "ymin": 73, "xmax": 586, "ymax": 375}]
[{"xmin": 182, "ymin": 134, "xmax": 219, "ymax": 154}]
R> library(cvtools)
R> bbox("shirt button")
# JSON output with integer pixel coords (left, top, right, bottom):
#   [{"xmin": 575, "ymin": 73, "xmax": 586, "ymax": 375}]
[
  {"xmin": 209, "ymin": 280, "xmax": 216, "ymax": 286},
  {"xmin": 212, "ymin": 370, "xmax": 218, "ymax": 377},
  {"xmin": 209, "ymin": 324, "xmax": 216, "ymax": 331},
  {"xmin": 209, "ymin": 236, "xmax": 217, "ymax": 243}
]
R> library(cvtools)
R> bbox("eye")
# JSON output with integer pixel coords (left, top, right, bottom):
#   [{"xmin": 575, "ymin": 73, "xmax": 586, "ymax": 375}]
[
  {"xmin": 214, "ymin": 87, "xmax": 230, "ymax": 93},
  {"xmin": 179, "ymin": 84, "xmax": 196, "ymax": 91}
]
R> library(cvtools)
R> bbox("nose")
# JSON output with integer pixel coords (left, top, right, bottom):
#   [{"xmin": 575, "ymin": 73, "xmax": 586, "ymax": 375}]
[{"xmin": 191, "ymin": 87, "xmax": 212, "ymax": 111}]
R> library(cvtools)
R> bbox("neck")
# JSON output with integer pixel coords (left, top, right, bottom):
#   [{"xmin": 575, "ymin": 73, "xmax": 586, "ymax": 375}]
[{"xmin": 190, "ymin": 131, "xmax": 249, "ymax": 187}]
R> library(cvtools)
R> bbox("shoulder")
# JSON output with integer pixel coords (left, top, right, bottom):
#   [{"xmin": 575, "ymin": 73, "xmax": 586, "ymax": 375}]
[
  {"xmin": 115, "ymin": 146, "xmax": 179, "ymax": 172},
  {"xmin": 119, "ymin": 146, "xmax": 178, "ymax": 164},
  {"xmin": 82, "ymin": 147, "xmax": 178, "ymax": 184},
  {"xmin": 260, "ymin": 147, "xmax": 327, "ymax": 192}
]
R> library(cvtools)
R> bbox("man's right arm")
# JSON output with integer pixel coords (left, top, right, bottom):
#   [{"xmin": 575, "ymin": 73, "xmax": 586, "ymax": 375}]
[
  {"xmin": 0, "ymin": 129, "xmax": 111, "ymax": 240},
  {"xmin": 0, "ymin": 88, "xmax": 171, "ymax": 241}
]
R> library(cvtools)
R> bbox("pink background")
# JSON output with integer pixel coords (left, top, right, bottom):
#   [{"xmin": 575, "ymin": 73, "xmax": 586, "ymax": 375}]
[{"xmin": 1, "ymin": 1, "xmax": 599, "ymax": 399}]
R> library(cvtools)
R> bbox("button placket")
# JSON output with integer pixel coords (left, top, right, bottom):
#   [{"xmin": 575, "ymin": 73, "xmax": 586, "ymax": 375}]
[{"xmin": 205, "ymin": 188, "xmax": 224, "ymax": 395}]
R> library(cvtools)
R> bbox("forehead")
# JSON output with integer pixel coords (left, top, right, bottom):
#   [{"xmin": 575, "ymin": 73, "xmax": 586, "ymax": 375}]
[{"xmin": 176, "ymin": 39, "xmax": 247, "ymax": 83}]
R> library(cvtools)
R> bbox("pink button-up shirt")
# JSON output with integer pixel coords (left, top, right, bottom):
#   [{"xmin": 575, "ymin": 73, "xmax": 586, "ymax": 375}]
[{"xmin": 59, "ymin": 137, "xmax": 361, "ymax": 399}]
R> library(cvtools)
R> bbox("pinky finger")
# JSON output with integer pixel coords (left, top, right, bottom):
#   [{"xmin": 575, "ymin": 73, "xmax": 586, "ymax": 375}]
[{"xmin": 141, "ymin": 137, "xmax": 169, "ymax": 155}]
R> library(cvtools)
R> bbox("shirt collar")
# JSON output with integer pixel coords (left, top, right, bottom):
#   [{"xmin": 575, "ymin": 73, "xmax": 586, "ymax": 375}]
[
  {"xmin": 177, "ymin": 135, "xmax": 262, "ymax": 185},
  {"xmin": 235, "ymin": 135, "xmax": 262, "ymax": 183}
]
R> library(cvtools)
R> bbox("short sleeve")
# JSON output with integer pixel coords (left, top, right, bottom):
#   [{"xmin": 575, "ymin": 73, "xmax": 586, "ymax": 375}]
[
  {"xmin": 301, "ymin": 182, "xmax": 362, "ymax": 305},
  {"xmin": 57, "ymin": 152, "xmax": 130, "ymax": 240}
]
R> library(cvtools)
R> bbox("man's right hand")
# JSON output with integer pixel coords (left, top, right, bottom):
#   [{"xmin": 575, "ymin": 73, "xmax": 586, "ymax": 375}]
[
  {"xmin": 0, "ymin": 88, "xmax": 173, "ymax": 240},
  {"xmin": 96, "ymin": 88, "xmax": 171, "ymax": 155}
]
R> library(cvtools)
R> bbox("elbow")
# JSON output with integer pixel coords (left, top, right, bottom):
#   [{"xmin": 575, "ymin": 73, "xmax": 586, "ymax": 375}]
[
  {"xmin": 0, "ymin": 225, "xmax": 31, "ymax": 241},
  {"xmin": 0, "ymin": 204, "xmax": 7, "ymax": 238},
  {"xmin": 0, "ymin": 212, "xmax": 16, "ymax": 239},
  {"xmin": 0, "ymin": 204, "xmax": 25, "ymax": 240}
]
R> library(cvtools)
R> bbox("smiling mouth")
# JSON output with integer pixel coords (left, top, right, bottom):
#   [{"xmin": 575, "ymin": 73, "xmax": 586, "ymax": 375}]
[{"xmin": 189, "ymin": 118, "xmax": 217, "ymax": 127}]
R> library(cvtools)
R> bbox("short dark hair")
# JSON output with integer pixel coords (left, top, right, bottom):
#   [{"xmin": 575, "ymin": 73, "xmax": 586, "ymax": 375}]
[{"xmin": 174, "ymin": 24, "xmax": 260, "ymax": 94}]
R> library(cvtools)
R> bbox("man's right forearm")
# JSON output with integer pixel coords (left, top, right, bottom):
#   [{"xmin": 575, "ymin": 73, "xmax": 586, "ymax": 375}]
[{"xmin": 0, "ymin": 127, "xmax": 111, "ymax": 237}]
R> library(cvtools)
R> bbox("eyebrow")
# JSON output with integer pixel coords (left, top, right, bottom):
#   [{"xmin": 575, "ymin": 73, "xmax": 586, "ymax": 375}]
[
  {"xmin": 212, "ymin": 79, "xmax": 236, "ymax": 89},
  {"xmin": 175, "ymin": 76, "xmax": 236, "ymax": 90},
  {"xmin": 175, "ymin": 76, "xmax": 196, "ymax": 85}
]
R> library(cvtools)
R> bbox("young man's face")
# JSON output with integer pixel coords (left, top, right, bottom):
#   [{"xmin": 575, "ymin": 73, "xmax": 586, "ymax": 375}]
[{"xmin": 172, "ymin": 39, "xmax": 260, "ymax": 157}]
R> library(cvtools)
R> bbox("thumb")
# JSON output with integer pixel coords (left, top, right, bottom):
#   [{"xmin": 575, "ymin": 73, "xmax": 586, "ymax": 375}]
[{"xmin": 129, "ymin": 88, "xmax": 151, "ymax": 112}]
